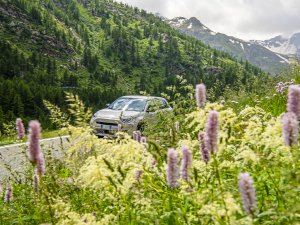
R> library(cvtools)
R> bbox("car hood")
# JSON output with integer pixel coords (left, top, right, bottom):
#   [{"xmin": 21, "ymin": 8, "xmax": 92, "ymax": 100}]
[{"xmin": 94, "ymin": 109, "xmax": 142, "ymax": 120}]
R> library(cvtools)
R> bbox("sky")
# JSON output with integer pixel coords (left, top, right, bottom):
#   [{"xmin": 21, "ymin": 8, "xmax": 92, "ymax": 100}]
[{"xmin": 115, "ymin": 0, "xmax": 300, "ymax": 41}]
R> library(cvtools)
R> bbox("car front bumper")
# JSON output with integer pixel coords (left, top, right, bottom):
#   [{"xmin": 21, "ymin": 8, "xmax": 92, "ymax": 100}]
[{"xmin": 90, "ymin": 119, "xmax": 137, "ymax": 138}]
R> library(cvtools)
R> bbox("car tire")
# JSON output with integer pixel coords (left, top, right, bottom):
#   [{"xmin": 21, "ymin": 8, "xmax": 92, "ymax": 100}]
[{"xmin": 137, "ymin": 121, "xmax": 147, "ymax": 132}]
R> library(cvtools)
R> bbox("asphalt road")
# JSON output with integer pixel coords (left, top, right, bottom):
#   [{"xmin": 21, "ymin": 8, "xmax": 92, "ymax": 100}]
[{"xmin": 0, "ymin": 135, "xmax": 70, "ymax": 181}]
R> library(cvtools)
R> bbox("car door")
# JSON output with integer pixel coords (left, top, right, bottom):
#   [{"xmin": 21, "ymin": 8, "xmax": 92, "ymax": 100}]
[{"xmin": 143, "ymin": 98, "xmax": 171, "ymax": 123}]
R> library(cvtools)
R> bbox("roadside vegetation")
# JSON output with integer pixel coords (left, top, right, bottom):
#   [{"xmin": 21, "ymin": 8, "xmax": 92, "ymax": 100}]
[{"xmin": 1, "ymin": 64, "xmax": 300, "ymax": 224}]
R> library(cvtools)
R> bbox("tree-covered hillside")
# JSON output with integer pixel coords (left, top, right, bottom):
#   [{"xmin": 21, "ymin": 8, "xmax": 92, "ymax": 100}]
[{"xmin": 0, "ymin": 0, "xmax": 267, "ymax": 132}]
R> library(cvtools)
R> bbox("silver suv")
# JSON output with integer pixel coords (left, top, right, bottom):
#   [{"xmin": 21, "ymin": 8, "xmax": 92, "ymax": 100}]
[{"xmin": 90, "ymin": 95, "xmax": 172, "ymax": 137}]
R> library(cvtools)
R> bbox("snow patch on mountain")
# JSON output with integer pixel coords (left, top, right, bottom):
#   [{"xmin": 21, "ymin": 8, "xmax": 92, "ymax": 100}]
[
  {"xmin": 188, "ymin": 23, "xmax": 192, "ymax": 29},
  {"xmin": 276, "ymin": 54, "xmax": 289, "ymax": 63},
  {"xmin": 252, "ymin": 33, "xmax": 300, "ymax": 57},
  {"xmin": 268, "ymin": 42, "xmax": 297, "ymax": 55},
  {"xmin": 168, "ymin": 17, "xmax": 187, "ymax": 27},
  {"xmin": 240, "ymin": 43, "xmax": 244, "ymax": 51}
]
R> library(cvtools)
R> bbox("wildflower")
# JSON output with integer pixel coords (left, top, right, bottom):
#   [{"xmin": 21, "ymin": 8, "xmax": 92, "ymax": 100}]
[
  {"xmin": 33, "ymin": 170, "xmax": 40, "ymax": 192},
  {"xmin": 132, "ymin": 131, "xmax": 137, "ymax": 140},
  {"xmin": 199, "ymin": 132, "xmax": 210, "ymax": 163},
  {"xmin": 140, "ymin": 137, "xmax": 147, "ymax": 144},
  {"xmin": 135, "ymin": 170, "xmax": 143, "ymax": 181},
  {"xmin": 282, "ymin": 112, "xmax": 298, "ymax": 146},
  {"xmin": 205, "ymin": 110, "xmax": 219, "ymax": 153},
  {"xmin": 36, "ymin": 155, "xmax": 46, "ymax": 176},
  {"xmin": 180, "ymin": 146, "xmax": 192, "ymax": 180},
  {"xmin": 276, "ymin": 80, "xmax": 295, "ymax": 94},
  {"xmin": 287, "ymin": 85, "xmax": 300, "ymax": 117},
  {"xmin": 28, "ymin": 120, "xmax": 46, "ymax": 175},
  {"xmin": 238, "ymin": 172, "xmax": 257, "ymax": 217},
  {"xmin": 135, "ymin": 130, "xmax": 141, "ymax": 142},
  {"xmin": 151, "ymin": 159, "xmax": 157, "ymax": 166},
  {"xmin": 4, "ymin": 184, "xmax": 13, "ymax": 203},
  {"xmin": 196, "ymin": 83, "xmax": 206, "ymax": 108},
  {"xmin": 16, "ymin": 118, "xmax": 25, "ymax": 139},
  {"xmin": 28, "ymin": 120, "xmax": 42, "ymax": 163},
  {"xmin": 275, "ymin": 81, "xmax": 286, "ymax": 94},
  {"xmin": 167, "ymin": 148, "xmax": 178, "ymax": 188}
]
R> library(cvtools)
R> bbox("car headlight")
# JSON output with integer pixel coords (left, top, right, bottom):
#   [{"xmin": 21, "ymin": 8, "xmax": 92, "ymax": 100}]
[
  {"xmin": 121, "ymin": 117, "xmax": 133, "ymax": 123},
  {"xmin": 92, "ymin": 112, "xmax": 100, "ymax": 118}
]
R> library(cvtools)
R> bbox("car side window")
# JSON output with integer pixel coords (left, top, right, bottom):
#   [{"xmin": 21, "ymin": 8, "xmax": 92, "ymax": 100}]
[
  {"xmin": 146, "ymin": 100, "xmax": 158, "ymax": 112},
  {"xmin": 146, "ymin": 99, "xmax": 168, "ymax": 112},
  {"xmin": 159, "ymin": 99, "xmax": 168, "ymax": 109}
]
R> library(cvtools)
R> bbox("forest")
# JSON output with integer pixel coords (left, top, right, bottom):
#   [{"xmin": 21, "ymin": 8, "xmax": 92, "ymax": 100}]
[{"xmin": 0, "ymin": 0, "xmax": 268, "ymax": 134}]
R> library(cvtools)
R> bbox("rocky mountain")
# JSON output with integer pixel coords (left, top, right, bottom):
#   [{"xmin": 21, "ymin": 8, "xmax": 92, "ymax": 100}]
[
  {"xmin": 251, "ymin": 33, "xmax": 300, "ymax": 58},
  {"xmin": 165, "ymin": 16, "xmax": 289, "ymax": 74}
]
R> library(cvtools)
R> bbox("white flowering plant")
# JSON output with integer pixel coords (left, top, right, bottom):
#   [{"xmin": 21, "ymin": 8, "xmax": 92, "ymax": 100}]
[{"xmin": 1, "ymin": 81, "xmax": 300, "ymax": 225}]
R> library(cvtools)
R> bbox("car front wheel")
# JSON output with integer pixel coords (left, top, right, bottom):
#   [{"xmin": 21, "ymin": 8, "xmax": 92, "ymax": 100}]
[{"xmin": 137, "ymin": 121, "xmax": 147, "ymax": 132}]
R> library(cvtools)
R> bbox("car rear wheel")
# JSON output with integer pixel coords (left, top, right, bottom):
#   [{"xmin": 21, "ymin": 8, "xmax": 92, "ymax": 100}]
[{"xmin": 137, "ymin": 121, "xmax": 147, "ymax": 132}]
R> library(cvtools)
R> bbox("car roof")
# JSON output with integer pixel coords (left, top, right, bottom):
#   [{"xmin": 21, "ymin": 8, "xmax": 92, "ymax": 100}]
[{"xmin": 120, "ymin": 95, "xmax": 164, "ymax": 100}]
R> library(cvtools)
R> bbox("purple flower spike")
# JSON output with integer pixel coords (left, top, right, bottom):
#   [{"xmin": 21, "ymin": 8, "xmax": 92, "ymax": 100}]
[
  {"xmin": 287, "ymin": 85, "xmax": 300, "ymax": 117},
  {"xmin": 135, "ymin": 170, "xmax": 143, "ymax": 181},
  {"xmin": 196, "ymin": 84, "xmax": 206, "ymax": 108},
  {"xmin": 28, "ymin": 120, "xmax": 46, "ymax": 176},
  {"xmin": 36, "ymin": 154, "xmax": 46, "ymax": 176},
  {"xmin": 136, "ymin": 131, "xmax": 141, "ymax": 142},
  {"xmin": 167, "ymin": 148, "xmax": 178, "ymax": 188},
  {"xmin": 282, "ymin": 112, "xmax": 299, "ymax": 146},
  {"xmin": 238, "ymin": 172, "xmax": 257, "ymax": 217},
  {"xmin": 4, "ymin": 184, "xmax": 13, "ymax": 203},
  {"xmin": 180, "ymin": 146, "xmax": 192, "ymax": 180},
  {"xmin": 151, "ymin": 158, "xmax": 157, "ymax": 166},
  {"xmin": 133, "ymin": 131, "xmax": 137, "ymax": 140},
  {"xmin": 33, "ymin": 170, "xmax": 40, "ymax": 192},
  {"xmin": 140, "ymin": 136, "xmax": 147, "ymax": 144},
  {"xmin": 28, "ymin": 120, "xmax": 42, "ymax": 163},
  {"xmin": 199, "ymin": 132, "xmax": 210, "ymax": 163},
  {"xmin": 16, "ymin": 118, "xmax": 25, "ymax": 139},
  {"xmin": 205, "ymin": 111, "xmax": 219, "ymax": 153}
]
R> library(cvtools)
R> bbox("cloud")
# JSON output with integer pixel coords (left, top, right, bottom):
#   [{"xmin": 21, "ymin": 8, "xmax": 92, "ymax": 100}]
[{"xmin": 116, "ymin": 0, "xmax": 300, "ymax": 40}]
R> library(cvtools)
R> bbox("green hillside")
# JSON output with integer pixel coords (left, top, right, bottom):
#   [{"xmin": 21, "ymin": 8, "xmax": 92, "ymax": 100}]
[{"xmin": 0, "ymin": 0, "xmax": 267, "ymax": 132}]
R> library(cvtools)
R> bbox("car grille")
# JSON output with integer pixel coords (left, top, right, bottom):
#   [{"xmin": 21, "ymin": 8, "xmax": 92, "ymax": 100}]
[
  {"xmin": 94, "ymin": 119, "xmax": 118, "ymax": 132},
  {"xmin": 95, "ymin": 121, "xmax": 118, "ymax": 126}
]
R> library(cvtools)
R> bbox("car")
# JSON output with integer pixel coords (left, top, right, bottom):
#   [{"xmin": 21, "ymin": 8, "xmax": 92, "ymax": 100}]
[{"xmin": 90, "ymin": 95, "xmax": 172, "ymax": 138}]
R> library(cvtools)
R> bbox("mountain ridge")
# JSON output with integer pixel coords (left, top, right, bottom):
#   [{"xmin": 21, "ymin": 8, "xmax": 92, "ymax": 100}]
[
  {"xmin": 165, "ymin": 16, "xmax": 290, "ymax": 74},
  {"xmin": 251, "ymin": 33, "xmax": 300, "ymax": 58}
]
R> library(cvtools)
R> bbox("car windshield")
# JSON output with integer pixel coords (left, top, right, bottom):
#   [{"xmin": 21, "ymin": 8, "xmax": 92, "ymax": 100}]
[
  {"xmin": 125, "ymin": 99, "xmax": 147, "ymax": 112},
  {"xmin": 108, "ymin": 98, "xmax": 147, "ymax": 111}
]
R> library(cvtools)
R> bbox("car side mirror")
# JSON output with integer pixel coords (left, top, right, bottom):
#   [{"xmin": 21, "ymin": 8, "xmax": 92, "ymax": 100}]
[
  {"xmin": 146, "ymin": 106, "xmax": 156, "ymax": 113},
  {"xmin": 106, "ymin": 103, "xmax": 110, "ymax": 107}
]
